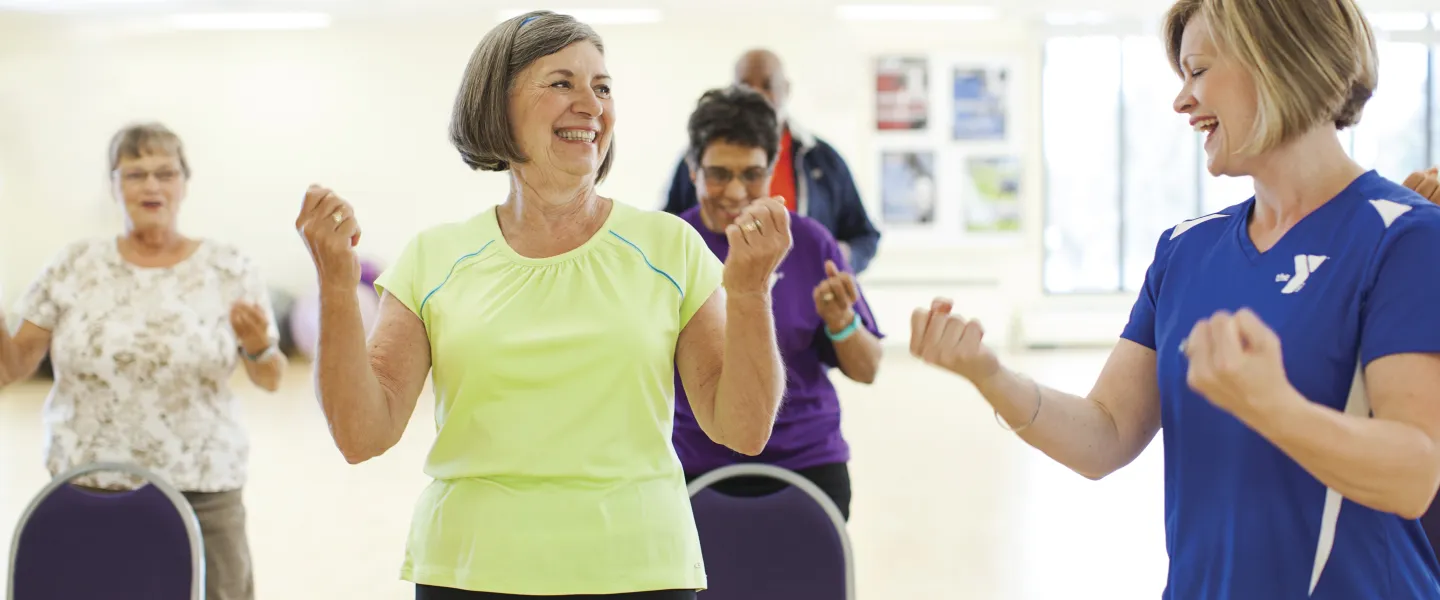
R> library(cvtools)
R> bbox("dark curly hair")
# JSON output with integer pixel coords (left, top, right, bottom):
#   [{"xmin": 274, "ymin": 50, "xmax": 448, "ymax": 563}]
[{"xmin": 685, "ymin": 85, "xmax": 781, "ymax": 169}]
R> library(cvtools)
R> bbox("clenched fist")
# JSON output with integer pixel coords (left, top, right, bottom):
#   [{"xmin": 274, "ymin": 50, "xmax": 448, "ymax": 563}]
[
  {"xmin": 230, "ymin": 301, "xmax": 271, "ymax": 355},
  {"xmin": 723, "ymin": 197, "xmax": 793, "ymax": 294},
  {"xmin": 813, "ymin": 260, "xmax": 858, "ymax": 333},
  {"xmin": 296, "ymin": 184, "xmax": 362, "ymax": 289},
  {"xmin": 910, "ymin": 298, "xmax": 1000, "ymax": 384},
  {"xmin": 1403, "ymin": 167, "xmax": 1440, "ymax": 204}
]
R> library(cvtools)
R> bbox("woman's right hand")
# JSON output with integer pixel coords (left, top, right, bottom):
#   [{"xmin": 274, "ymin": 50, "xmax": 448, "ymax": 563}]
[
  {"xmin": 296, "ymin": 184, "xmax": 363, "ymax": 289},
  {"xmin": 910, "ymin": 297, "xmax": 1001, "ymax": 386}
]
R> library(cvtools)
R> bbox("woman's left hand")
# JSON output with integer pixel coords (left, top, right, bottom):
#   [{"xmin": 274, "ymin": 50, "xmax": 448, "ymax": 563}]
[
  {"xmin": 230, "ymin": 301, "xmax": 272, "ymax": 355},
  {"xmin": 813, "ymin": 260, "xmax": 858, "ymax": 333},
  {"xmin": 1183, "ymin": 309, "xmax": 1297, "ymax": 423}
]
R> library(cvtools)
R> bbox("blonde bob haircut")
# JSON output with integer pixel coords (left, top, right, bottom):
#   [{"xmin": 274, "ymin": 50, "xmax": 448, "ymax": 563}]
[
  {"xmin": 449, "ymin": 10, "xmax": 616, "ymax": 182},
  {"xmin": 1164, "ymin": 0, "xmax": 1378, "ymax": 156}
]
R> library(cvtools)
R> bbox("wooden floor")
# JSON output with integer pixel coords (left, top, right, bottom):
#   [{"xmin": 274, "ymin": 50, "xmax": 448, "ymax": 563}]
[{"xmin": 0, "ymin": 349, "xmax": 1169, "ymax": 599}]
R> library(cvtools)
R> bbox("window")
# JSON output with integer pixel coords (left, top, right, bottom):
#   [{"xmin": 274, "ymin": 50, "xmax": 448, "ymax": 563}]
[
  {"xmin": 1042, "ymin": 36, "xmax": 1122, "ymax": 294},
  {"xmin": 1043, "ymin": 34, "xmax": 1440, "ymax": 295}
]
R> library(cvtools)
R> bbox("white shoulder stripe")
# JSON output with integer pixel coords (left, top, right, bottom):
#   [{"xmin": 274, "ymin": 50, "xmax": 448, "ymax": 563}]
[
  {"xmin": 1309, "ymin": 359, "xmax": 1372, "ymax": 595},
  {"xmin": 1369, "ymin": 199, "xmax": 1412, "ymax": 229},
  {"xmin": 1169, "ymin": 213, "xmax": 1230, "ymax": 240}
]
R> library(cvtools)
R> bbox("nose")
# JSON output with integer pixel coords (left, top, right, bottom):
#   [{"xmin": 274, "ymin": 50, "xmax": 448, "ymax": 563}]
[
  {"xmin": 1174, "ymin": 84, "xmax": 1196, "ymax": 115},
  {"xmin": 723, "ymin": 176, "xmax": 749, "ymax": 204},
  {"xmin": 572, "ymin": 87, "xmax": 603, "ymax": 118}
]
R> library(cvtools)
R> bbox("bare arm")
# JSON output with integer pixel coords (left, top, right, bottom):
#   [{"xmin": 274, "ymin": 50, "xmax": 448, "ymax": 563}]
[
  {"xmin": 315, "ymin": 288, "xmax": 431, "ymax": 464},
  {"xmin": 676, "ymin": 288, "xmax": 785, "ymax": 456},
  {"xmin": 974, "ymin": 340, "xmax": 1162, "ymax": 479},
  {"xmin": 240, "ymin": 348, "xmax": 286, "ymax": 392},
  {"xmin": 0, "ymin": 318, "xmax": 53, "ymax": 388},
  {"xmin": 1240, "ymin": 353, "xmax": 1440, "ymax": 519},
  {"xmin": 830, "ymin": 325, "xmax": 882, "ymax": 384},
  {"xmin": 911, "ymin": 300, "xmax": 1161, "ymax": 480}
]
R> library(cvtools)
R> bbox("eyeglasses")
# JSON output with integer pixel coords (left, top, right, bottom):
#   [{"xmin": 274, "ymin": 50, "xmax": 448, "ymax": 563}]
[
  {"xmin": 700, "ymin": 165, "xmax": 770, "ymax": 189},
  {"xmin": 115, "ymin": 168, "xmax": 182, "ymax": 185}
]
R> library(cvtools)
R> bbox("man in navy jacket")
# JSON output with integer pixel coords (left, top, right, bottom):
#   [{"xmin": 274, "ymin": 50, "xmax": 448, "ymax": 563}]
[{"xmin": 662, "ymin": 49, "xmax": 882, "ymax": 274}]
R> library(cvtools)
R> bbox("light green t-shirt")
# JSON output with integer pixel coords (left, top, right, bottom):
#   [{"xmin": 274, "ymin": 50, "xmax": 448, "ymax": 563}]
[{"xmin": 373, "ymin": 200, "xmax": 722, "ymax": 595}]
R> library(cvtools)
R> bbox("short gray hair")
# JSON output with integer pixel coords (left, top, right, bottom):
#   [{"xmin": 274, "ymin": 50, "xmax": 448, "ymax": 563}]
[
  {"xmin": 109, "ymin": 122, "xmax": 190, "ymax": 178},
  {"xmin": 449, "ymin": 10, "xmax": 615, "ymax": 181}
]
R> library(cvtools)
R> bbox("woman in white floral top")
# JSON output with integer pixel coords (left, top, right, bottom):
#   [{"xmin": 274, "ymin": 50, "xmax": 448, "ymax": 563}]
[{"xmin": 0, "ymin": 122, "xmax": 285, "ymax": 600}]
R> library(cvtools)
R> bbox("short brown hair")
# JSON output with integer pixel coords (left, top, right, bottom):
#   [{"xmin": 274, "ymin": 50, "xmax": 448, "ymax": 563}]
[
  {"xmin": 108, "ymin": 122, "xmax": 191, "ymax": 178},
  {"xmin": 449, "ymin": 10, "xmax": 615, "ymax": 182},
  {"xmin": 1164, "ymin": 0, "xmax": 1377, "ymax": 155}
]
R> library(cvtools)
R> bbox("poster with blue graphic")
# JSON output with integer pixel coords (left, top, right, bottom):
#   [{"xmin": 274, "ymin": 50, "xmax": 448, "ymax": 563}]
[{"xmin": 952, "ymin": 66, "xmax": 1008, "ymax": 141}]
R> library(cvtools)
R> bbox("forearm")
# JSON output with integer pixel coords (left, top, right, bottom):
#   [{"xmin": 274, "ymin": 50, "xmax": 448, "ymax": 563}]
[
  {"xmin": 832, "ymin": 327, "xmax": 881, "ymax": 383},
  {"xmin": 975, "ymin": 367, "xmax": 1137, "ymax": 479},
  {"xmin": 314, "ymin": 284, "xmax": 395, "ymax": 462},
  {"xmin": 713, "ymin": 291, "xmax": 784, "ymax": 455},
  {"xmin": 1251, "ymin": 391, "xmax": 1440, "ymax": 519},
  {"xmin": 241, "ymin": 352, "xmax": 286, "ymax": 392}
]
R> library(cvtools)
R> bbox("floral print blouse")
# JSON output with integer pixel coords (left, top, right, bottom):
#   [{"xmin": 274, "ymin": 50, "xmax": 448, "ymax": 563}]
[{"xmin": 16, "ymin": 237, "xmax": 278, "ymax": 492}]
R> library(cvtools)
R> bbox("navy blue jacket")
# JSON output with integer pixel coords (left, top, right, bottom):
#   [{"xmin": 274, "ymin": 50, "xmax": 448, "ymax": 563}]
[{"xmin": 661, "ymin": 123, "xmax": 882, "ymax": 274}]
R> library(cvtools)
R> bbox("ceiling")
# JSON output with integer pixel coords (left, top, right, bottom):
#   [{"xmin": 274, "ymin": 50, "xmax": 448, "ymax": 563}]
[{"xmin": 1, "ymin": 0, "xmax": 1436, "ymax": 26}]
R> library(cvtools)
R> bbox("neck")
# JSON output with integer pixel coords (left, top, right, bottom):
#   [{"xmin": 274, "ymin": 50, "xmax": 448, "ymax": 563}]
[
  {"xmin": 124, "ymin": 225, "xmax": 184, "ymax": 254},
  {"xmin": 1246, "ymin": 126, "xmax": 1366, "ymax": 230},
  {"xmin": 503, "ymin": 168, "xmax": 604, "ymax": 229}
]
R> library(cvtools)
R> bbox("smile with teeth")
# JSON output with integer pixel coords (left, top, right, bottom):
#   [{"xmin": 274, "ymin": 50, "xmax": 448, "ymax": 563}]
[
  {"xmin": 1194, "ymin": 117, "xmax": 1219, "ymax": 134},
  {"xmin": 557, "ymin": 129, "xmax": 597, "ymax": 143}
]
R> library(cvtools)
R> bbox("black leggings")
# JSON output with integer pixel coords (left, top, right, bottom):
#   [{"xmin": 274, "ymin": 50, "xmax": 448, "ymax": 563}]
[
  {"xmin": 685, "ymin": 461, "xmax": 851, "ymax": 521},
  {"xmin": 416, "ymin": 586, "xmax": 694, "ymax": 599}
]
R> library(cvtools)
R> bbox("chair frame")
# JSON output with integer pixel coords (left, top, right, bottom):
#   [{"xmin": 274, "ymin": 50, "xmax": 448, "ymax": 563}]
[
  {"xmin": 687, "ymin": 463, "xmax": 855, "ymax": 600},
  {"xmin": 6, "ymin": 462, "xmax": 206, "ymax": 600}
]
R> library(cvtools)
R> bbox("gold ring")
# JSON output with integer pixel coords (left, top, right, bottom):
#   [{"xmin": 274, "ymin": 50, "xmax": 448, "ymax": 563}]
[
  {"xmin": 822, "ymin": 292, "xmax": 835, "ymax": 302},
  {"xmin": 332, "ymin": 210, "xmax": 344, "ymax": 224},
  {"xmin": 742, "ymin": 221, "xmax": 758, "ymax": 232}
]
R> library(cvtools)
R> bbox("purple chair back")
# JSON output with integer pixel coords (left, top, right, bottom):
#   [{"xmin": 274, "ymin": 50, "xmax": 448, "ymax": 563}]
[
  {"xmin": 7, "ymin": 462, "xmax": 204, "ymax": 600},
  {"xmin": 687, "ymin": 464, "xmax": 853, "ymax": 600}
]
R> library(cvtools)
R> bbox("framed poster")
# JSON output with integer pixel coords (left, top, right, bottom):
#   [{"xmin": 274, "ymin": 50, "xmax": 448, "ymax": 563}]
[
  {"xmin": 875, "ymin": 56, "xmax": 929, "ymax": 131},
  {"xmin": 963, "ymin": 155, "xmax": 1022, "ymax": 232},
  {"xmin": 880, "ymin": 150, "xmax": 937, "ymax": 226},
  {"xmin": 951, "ymin": 65, "xmax": 1008, "ymax": 141}
]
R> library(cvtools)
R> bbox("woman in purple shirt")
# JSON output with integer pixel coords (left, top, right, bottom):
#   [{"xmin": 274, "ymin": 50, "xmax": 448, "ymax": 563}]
[{"xmin": 673, "ymin": 85, "xmax": 884, "ymax": 519}]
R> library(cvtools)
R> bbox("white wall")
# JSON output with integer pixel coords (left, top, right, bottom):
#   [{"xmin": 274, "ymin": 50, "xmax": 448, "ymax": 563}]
[{"xmin": 0, "ymin": 11, "xmax": 1106, "ymax": 348}]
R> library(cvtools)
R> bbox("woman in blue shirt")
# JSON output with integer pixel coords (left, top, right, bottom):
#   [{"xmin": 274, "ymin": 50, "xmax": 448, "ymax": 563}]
[{"xmin": 914, "ymin": 1, "xmax": 1440, "ymax": 598}]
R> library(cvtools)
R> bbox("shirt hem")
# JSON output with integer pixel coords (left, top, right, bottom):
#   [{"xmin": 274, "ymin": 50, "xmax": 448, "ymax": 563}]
[{"xmin": 401, "ymin": 566, "xmax": 707, "ymax": 595}]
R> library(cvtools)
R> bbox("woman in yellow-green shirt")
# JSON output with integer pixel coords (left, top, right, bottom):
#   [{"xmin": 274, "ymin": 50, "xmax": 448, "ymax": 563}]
[{"xmin": 291, "ymin": 10, "xmax": 792, "ymax": 600}]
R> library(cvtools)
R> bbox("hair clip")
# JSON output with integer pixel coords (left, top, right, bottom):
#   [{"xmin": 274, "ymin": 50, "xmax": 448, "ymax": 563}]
[{"xmin": 521, "ymin": 15, "xmax": 539, "ymax": 26}]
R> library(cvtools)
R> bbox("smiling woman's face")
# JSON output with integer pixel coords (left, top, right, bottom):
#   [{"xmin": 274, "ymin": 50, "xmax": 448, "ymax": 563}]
[
  {"xmin": 113, "ymin": 152, "xmax": 187, "ymax": 232},
  {"xmin": 508, "ymin": 41, "xmax": 615, "ymax": 180},
  {"xmin": 693, "ymin": 140, "xmax": 771, "ymax": 233}
]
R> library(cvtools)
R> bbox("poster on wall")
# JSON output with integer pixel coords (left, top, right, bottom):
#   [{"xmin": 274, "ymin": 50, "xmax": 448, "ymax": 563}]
[
  {"xmin": 963, "ymin": 155, "xmax": 1022, "ymax": 233},
  {"xmin": 951, "ymin": 65, "xmax": 1009, "ymax": 141},
  {"xmin": 880, "ymin": 150, "xmax": 937, "ymax": 226},
  {"xmin": 875, "ymin": 56, "xmax": 929, "ymax": 131}
]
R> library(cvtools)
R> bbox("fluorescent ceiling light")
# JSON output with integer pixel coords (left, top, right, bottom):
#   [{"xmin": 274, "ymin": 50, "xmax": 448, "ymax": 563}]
[
  {"xmin": 1044, "ymin": 11, "xmax": 1108, "ymax": 26},
  {"xmin": 836, "ymin": 4, "xmax": 998, "ymax": 22},
  {"xmin": 167, "ymin": 12, "xmax": 332, "ymax": 30},
  {"xmin": 496, "ymin": 8, "xmax": 662, "ymax": 25}
]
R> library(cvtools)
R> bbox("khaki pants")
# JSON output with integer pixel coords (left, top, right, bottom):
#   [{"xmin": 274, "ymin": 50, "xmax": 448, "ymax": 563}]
[{"xmin": 182, "ymin": 489, "xmax": 254, "ymax": 600}]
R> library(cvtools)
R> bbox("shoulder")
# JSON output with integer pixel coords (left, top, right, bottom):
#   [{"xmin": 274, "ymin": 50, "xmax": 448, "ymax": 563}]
[
  {"xmin": 610, "ymin": 201, "xmax": 704, "ymax": 245},
  {"xmin": 40, "ymin": 238, "xmax": 108, "ymax": 273},
  {"xmin": 1352, "ymin": 176, "xmax": 1440, "ymax": 238},
  {"xmin": 403, "ymin": 213, "xmax": 499, "ymax": 264},
  {"xmin": 790, "ymin": 213, "xmax": 840, "ymax": 252},
  {"xmin": 1159, "ymin": 203, "xmax": 1246, "ymax": 251}
]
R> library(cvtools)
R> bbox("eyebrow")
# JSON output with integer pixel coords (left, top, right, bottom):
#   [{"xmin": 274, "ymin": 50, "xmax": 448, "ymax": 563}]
[{"xmin": 546, "ymin": 69, "xmax": 612, "ymax": 81}]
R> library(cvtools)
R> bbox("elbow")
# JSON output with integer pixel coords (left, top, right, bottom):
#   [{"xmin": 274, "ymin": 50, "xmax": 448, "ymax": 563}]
[
  {"xmin": 727, "ymin": 435, "xmax": 770, "ymax": 457},
  {"xmin": 1397, "ymin": 479, "xmax": 1440, "ymax": 521},
  {"xmin": 339, "ymin": 442, "xmax": 382, "ymax": 465}
]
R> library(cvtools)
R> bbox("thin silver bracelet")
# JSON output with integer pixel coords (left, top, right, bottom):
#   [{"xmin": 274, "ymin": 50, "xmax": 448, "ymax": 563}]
[{"xmin": 995, "ymin": 377, "xmax": 1043, "ymax": 433}]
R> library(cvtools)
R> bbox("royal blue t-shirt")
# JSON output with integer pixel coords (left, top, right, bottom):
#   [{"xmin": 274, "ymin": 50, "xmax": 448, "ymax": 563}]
[
  {"xmin": 1122, "ymin": 170, "xmax": 1440, "ymax": 599},
  {"xmin": 673, "ymin": 207, "xmax": 883, "ymax": 474}
]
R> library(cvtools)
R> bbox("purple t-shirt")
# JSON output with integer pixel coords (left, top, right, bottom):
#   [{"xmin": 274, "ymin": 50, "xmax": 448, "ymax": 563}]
[{"xmin": 674, "ymin": 206, "xmax": 883, "ymax": 474}]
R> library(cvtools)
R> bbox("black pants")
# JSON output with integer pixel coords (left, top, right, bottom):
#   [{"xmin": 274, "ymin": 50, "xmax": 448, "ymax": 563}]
[
  {"xmin": 416, "ymin": 586, "xmax": 694, "ymax": 599},
  {"xmin": 685, "ymin": 462, "xmax": 851, "ymax": 521}
]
